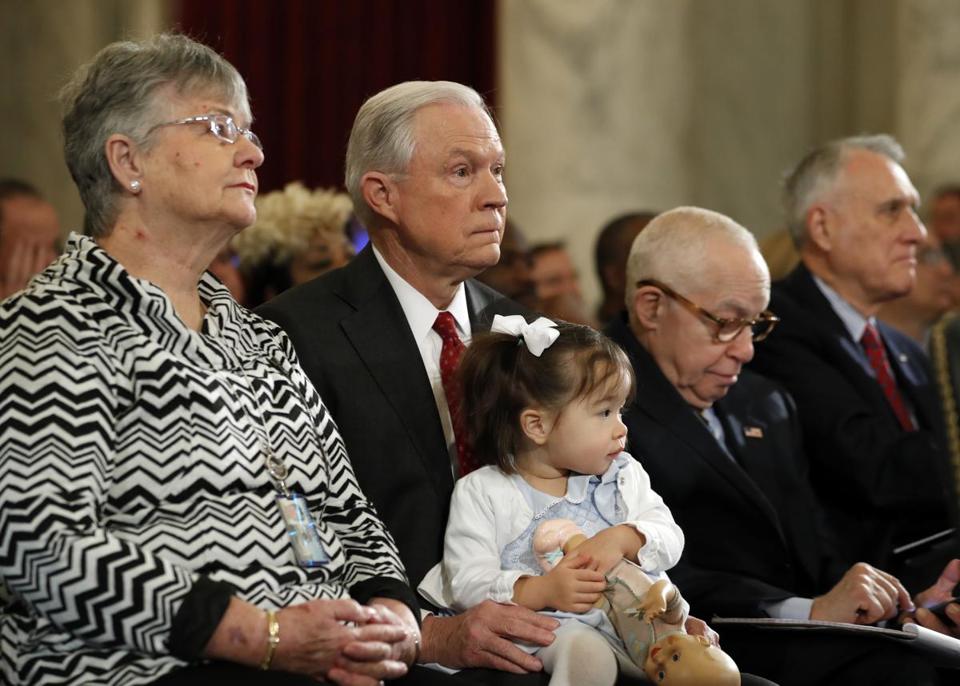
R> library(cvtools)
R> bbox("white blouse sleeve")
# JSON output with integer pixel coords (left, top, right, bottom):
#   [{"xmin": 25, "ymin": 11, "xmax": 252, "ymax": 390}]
[
  {"xmin": 618, "ymin": 455, "xmax": 685, "ymax": 572},
  {"xmin": 430, "ymin": 471, "xmax": 527, "ymax": 610}
]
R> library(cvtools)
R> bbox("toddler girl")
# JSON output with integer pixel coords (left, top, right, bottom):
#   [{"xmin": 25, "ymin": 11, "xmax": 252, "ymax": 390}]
[{"xmin": 419, "ymin": 315, "xmax": 687, "ymax": 685}]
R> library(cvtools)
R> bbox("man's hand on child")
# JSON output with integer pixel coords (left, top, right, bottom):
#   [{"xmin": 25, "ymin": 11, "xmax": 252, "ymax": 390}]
[{"xmin": 420, "ymin": 602, "xmax": 558, "ymax": 672}]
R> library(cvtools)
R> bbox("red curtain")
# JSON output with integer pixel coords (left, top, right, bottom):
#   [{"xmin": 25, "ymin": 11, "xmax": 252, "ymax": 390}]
[{"xmin": 177, "ymin": 0, "xmax": 497, "ymax": 195}]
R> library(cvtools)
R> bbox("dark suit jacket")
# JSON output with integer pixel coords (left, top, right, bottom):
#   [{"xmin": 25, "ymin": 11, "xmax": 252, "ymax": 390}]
[
  {"xmin": 606, "ymin": 315, "xmax": 846, "ymax": 619},
  {"xmin": 749, "ymin": 263, "xmax": 952, "ymax": 570},
  {"xmin": 257, "ymin": 246, "xmax": 527, "ymax": 594},
  {"xmin": 605, "ymin": 318, "xmax": 948, "ymax": 685}
]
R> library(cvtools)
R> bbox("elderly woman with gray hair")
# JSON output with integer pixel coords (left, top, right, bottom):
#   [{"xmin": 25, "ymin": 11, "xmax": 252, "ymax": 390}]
[{"xmin": 0, "ymin": 34, "xmax": 422, "ymax": 686}]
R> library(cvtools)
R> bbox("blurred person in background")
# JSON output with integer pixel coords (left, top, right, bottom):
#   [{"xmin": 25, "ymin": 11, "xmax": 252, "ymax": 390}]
[
  {"xmin": 879, "ymin": 232, "xmax": 956, "ymax": 348},
  {"xmin": 758, "ymin": 227, "xmax": 801, "ymax": 281},
  {"xmin": 530, "ymin": 241, "xmax": 595, "ymax": 326},
  {"xmin": 927, "ymin": 184, "xmax": 960, "ymax": 306},
  {"xmin": 0, "ymin": 179, "xmax": 61, "ymax": 299},
  {"xmin": 475, "ymin": 218, "xmax": 537, "ymax": 309},
  {"xmin": 929, "ymin": 184, "xmax": 960, "ymax": 248},
  {"xmin": 208, "ymin": 245, "xmax": 248, "ymax": 305},
  {"xmin": 594, "ymin": 211, "xmax": 656, "ymax": 326},
  {"xmin": 233, "ymin": 181, "xmax": 354, "ymax": 306}
]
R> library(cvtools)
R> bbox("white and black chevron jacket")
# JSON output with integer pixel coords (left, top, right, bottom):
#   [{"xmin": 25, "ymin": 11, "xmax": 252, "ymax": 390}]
[{"xmin": 0, "ymin": 234, "xmax": 409, "ymax": 685}]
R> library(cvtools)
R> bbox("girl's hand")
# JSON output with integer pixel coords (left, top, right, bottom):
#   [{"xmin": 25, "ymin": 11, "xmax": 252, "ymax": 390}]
[
  {"xmin": 513, "ymin": 552, "xmax": 606, "ymax": 612},
  {"xmin": 570, "ymin": 525, "xmax": 645, "ymax": 574}
]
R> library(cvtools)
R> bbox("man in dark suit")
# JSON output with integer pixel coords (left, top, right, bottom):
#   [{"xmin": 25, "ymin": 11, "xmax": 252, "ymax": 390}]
[
  {"xmin": 607, "ymin": 206, "xmax": 956, "ymax": 685},
  {"xmin": 749, "ymin": 135, "xmax": 957, "ymax": 590},
  {"xmin": 258, "ymin": 81, "xmax": 557, "ymax": 684}
]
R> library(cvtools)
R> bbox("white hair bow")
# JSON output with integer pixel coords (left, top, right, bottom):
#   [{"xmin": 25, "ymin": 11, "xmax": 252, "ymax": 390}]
[{"xmin": 490, "ymin": 314, "xmax": 559, "ymax": 357}]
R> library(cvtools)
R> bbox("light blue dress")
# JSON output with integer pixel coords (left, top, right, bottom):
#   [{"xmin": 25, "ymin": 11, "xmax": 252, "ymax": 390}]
[{"xmin": 499, "ymin": 460, "xmax": 666, "ymax": 653}]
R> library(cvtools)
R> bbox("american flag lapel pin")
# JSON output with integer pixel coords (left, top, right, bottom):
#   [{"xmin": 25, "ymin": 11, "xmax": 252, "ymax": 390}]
[{"xmin": 743, "ymin": 426, "xmax": 764, "ymax": 439}]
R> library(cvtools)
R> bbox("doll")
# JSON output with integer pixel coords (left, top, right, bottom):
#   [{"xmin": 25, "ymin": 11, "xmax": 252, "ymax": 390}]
[{"xmin": 533, "ymin": 519, "xmax": 740, "ymax": 686}]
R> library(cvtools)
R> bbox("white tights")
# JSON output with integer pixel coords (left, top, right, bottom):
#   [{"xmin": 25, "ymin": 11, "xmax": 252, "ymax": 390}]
[{"xmin": 538, "ymin": 622, "xmax": 645, "ymax": 686}]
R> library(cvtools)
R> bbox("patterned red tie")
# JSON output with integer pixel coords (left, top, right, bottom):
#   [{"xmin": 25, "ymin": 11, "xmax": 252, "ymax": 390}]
[
  {"xmin": 860, "ymin": 323, "xmax": 916, "ymax": 432},
  {"xmin": 433, "ymin": 312, "xmax": 479, "ymax": 476}
]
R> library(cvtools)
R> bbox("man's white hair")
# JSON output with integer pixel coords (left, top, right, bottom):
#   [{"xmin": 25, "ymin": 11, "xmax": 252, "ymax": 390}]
[
  {"xmin": 344, "ymin": 80, "xmax": 492, "ymax": 229},
  {"xmin": 782, "ymin": 134, "xmax": 905, "ymax": 248},
  {"xmin": 625, "ymin": 206, "xmax": 762, "ymax": 315}
]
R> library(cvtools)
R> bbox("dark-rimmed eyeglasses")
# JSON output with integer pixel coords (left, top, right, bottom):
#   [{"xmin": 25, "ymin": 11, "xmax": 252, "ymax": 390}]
[
  {"xmin": 637, "ymin": 279, "xmax": 779, "ymax": 342},
  {"xmin": 148, "ymin": 113, "xmax": 262, "ymax": 150}
]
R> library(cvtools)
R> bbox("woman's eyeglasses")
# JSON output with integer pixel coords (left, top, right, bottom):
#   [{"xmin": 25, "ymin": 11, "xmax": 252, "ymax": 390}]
[{"xmin": 148, "ymin": 113, "xmax": 262, "ymax": 150}]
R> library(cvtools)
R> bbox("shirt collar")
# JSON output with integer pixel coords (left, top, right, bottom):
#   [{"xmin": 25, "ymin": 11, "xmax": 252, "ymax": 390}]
[
  {"xmin": 372, "ymin": 244, "xmax": 471, "ymax": 341},
  {"xmin": 563, "ymin": 453, "xmax": 629, "ymax": 503},
  {"xmin": 812, "ymin": 274, "xmax": 874, "ymax": 342}
]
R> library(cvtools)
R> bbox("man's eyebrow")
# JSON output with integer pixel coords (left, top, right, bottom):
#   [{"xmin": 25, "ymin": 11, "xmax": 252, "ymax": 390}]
[{"xmin": 447, "ymin": 146, "xmax": 505, "ymax": 160}]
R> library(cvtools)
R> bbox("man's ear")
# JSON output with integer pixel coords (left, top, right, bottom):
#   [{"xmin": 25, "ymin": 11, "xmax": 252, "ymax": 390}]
[
  {"xmin": 632, "ymin": 285, "xmax": 664, "ymax": 332},
  {"xmin": 360, "ymin": 171, "xmax": 401, "ymax": 225},
  {"xmin": 806, "ymin": 205, "xmax": 833, "ymax": 253},
  {"xmin": 519, "ymin": 407, "xmax": 553, "ymax": 446},
  {"xmin": 104, "ymin": 133, "xmax": 144, "ymax": 192}
]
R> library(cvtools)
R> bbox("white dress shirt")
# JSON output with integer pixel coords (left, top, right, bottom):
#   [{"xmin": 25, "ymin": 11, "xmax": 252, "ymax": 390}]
[{"xmin": 373, "ymin": 245, "xmax": 471, "ymax": 474}]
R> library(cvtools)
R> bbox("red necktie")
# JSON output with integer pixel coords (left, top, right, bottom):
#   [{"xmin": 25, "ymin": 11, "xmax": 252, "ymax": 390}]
[
  {"xmin": 433, "ymin": 312, "xmax": 479, "ymax": 476},
  {"xmin": 860, "ymin": 323, "xmax": 916, "ymax": 432}
]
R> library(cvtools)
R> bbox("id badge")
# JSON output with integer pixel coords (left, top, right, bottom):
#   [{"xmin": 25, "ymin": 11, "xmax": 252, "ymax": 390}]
[{"xmin": 277, "ymin": 493, "xmax": 330, "ymax": 567}]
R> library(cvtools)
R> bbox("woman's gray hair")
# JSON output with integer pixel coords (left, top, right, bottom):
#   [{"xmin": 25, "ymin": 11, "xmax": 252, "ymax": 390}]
[
  {"xmin": 625, "ymin": 206, "xmax": 764, "ymax": 315},
  {"xmin": 344, "ymin": 81, "xmax": 492, "ymax": 229},
  {"xmin": 782, "ymin": 134, "xmax": 905, "ymax": 249},
  {"xmin": 59, "ymin": 33, "xmax": 251, "ymax": 238}
]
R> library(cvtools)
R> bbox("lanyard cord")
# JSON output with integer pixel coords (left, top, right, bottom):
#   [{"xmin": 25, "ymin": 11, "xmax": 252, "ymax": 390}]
[{"xmin": 238, "ymin": 362, "xmax": 292, "ymax": 498}]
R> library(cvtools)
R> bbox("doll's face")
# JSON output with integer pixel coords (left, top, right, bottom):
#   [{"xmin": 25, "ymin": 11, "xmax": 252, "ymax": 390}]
[{"xmin": 644, "ymin": 634, "xmax": 740, "ymax": 686}]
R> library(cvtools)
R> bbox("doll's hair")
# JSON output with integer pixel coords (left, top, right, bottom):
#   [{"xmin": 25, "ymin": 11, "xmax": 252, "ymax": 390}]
[{"xmin": 460, "ymin": 320, "xmax": 634, "ymax": 473}]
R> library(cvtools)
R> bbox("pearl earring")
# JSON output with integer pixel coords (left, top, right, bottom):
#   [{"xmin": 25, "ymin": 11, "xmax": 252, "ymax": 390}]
[{"xmin": 130, "ymin": 179, "xmax": 141, "ymax": 193}]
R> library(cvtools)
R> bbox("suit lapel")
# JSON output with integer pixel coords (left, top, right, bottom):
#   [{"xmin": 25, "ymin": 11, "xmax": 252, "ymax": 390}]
[
  {"xmin": 785, "ymin": 265, "xmax": 908, "ymax": 410},
  {"xmin": 879, "ymin": 322, "xmax": 937, "ymax": 430},
  {"xmin": 466, "ymin": 280, "xmax": 497, "ymax": 332},
  {"xmin": 784, "ymin": 266, "xmax": 873, "ymax": 372},
  {"xmin": 626, "ymin": 340, "xmax": 786, "ymax": 535},
  {"xmin": 717, "ymin": 404, "xmax": 788, "ymax": 542},
  {"xmin": 335, "ymin": 249, "xmax": 454, "ymax": 497},
  {"xmin": 465, "ymin": 278, "xmax": 530, "ymax": 332}
]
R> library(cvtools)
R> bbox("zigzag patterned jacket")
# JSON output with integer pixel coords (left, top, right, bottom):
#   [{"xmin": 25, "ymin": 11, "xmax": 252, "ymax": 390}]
[{"xmin": 0, "ymin": 234, "xmax": 411, "ymax": 685}]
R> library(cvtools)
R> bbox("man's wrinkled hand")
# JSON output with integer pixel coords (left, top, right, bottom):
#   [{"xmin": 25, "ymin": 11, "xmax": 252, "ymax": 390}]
[
  {"xmin": 419, "ymin": 600, "xmax": 558, "ymax": 673},
  {"xmin": 811, "ymin": 562, "xmax": 910, "ymax": 624}
]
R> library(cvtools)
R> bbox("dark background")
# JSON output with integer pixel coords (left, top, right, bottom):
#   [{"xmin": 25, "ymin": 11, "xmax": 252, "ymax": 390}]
[{"xmin": 178, "ymin": 0, "xmax": 497, "ymax": 194}]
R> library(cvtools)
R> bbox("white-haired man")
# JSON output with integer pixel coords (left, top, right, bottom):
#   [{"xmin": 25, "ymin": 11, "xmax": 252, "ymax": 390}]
[
  {"xmin": 750, "ymin": 135, "xmax": 956, "ymax": 590},
  {"xmin": 606, "ymin": 206, "xmax": 957, "ymax": 685},
  {"xmin": 258, "ymin": 81, "xmax": 559, "ymax": 685}
]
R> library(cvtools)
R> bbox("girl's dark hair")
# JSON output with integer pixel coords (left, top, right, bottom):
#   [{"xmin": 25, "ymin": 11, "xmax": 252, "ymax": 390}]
[{"xmin": 459, "ymin": 320, "xmax": 634, "ymax": 474}]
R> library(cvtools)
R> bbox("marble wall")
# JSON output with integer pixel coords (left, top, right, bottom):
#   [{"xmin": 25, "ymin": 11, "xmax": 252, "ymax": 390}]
[
  {"xmin": 0, "ymin": 0, "xmax": 170, "ymax": 234},
  {"xmin": 5, "ymin": 0, "xmax": 960, "ymax": 310},
  {"xmin": 499, "ymin": 0, "xmax": 959, "ymax": 308},
  {"xmin": 897, "ymin": 0, "xmax": 960, "ymax": 199}
]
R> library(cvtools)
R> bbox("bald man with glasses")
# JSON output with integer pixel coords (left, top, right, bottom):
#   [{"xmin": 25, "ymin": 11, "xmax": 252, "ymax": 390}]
[{"xmin": 605, "ymin": 206, "xmax": 952, "ymax": 686}]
